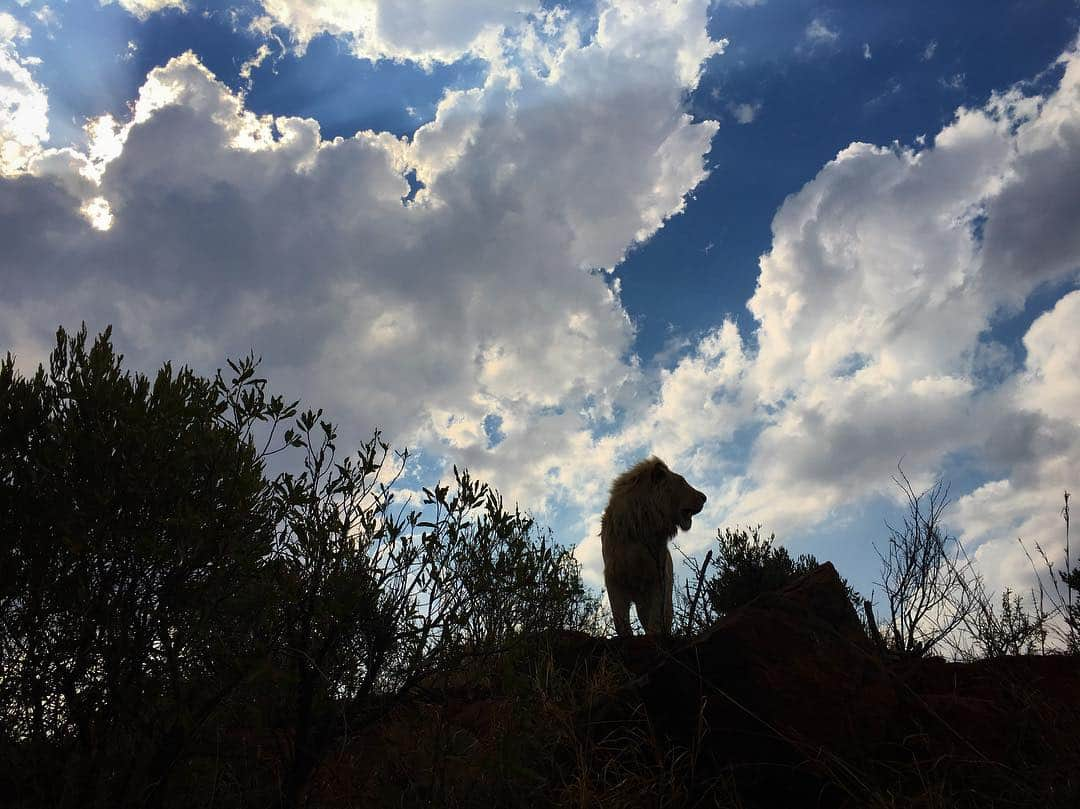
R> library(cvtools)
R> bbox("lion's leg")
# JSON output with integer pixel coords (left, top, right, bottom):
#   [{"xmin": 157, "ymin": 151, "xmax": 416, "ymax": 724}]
[
  {"xmin": 608, "ymin": 585, "xmax": 633, "ymax": 638},
  {"xmin": 638, "ymin": 553, "xmax": 673, "ymax": 636},
  {"xmin": 637, "ymin": 588, "xmax": 662, "ymax": 635}
]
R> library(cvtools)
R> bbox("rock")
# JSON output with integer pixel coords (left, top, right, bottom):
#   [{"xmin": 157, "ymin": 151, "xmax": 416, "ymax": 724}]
[
  {"xmin": 315, "ymin": 563, "xmax": 1080, "ymax": 808},
  {"xmin": 615, "ymin": 563, "xmax": 1080, "ymax": 807},
  {"xmin": 619, "ymin": 563, "xmax": 896, "ymax": 804}
]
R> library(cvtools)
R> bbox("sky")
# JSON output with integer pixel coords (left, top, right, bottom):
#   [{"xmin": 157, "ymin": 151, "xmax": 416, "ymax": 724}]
[{"xmin": 2, "ymin": 0, "xmax": 1079, "ymax": 609}]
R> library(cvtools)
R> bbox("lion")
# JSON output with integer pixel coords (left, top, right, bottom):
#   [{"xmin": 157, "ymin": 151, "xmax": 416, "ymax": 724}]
[{"xmin": 601, "ymin": 457, "xmax": 707, "ymax": 638}]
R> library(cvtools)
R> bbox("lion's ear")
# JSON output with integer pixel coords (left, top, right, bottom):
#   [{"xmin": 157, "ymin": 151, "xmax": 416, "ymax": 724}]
[{"xmin": 650, "ymin": 462, "xmax": 667, "ymax": 483}]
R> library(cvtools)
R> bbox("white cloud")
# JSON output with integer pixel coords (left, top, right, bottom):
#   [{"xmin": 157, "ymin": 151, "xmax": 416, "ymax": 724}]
[
  {"xmin": 728, "ymin": 100, "xmax": 761, "ymax": 124},
  {"xmin": 805, "ymin": 18, "xmax": 839, "ymax": 46},
  {"xmin": 254, "ymin": 0, "xmax": 537, "ymax": 64},
  {"xmin": 922, "ymin": 39, "xmax": 938, "ymax": 61},
  {"xmin": 33, "ymin": 5, "xmax": 59, "ymax": 29},
  {"xmin": 4, "ymin": 0, "xmax": 1078, "ymax": 611},
  {"xmin": 524, "ymin": 318, "xmax": 754, "ymax": 570},
  {"xmin": 863, "ymin": 43, "xmax": 872, "ymax": 60},
  {"xmin": 579, "ymin": 36, "xmax": 1080, "ymax": 600},
  {"xmin": 0, "ymin": 2, "xmax": 722, "ymax": 561},
  {"xmin": 740, "ymin": 41, "xmax": 1079, "ymax": 528},
  {"xmin": 952, "ymin": 289, "xmax": 1080, "ymax": 593},
  {"xmin": 239, "ymin": 43, "xmax": 274, "ymax": 87},
  {"xmin": 101, "ymin": 0, "xmax": 187, "ymax": 21},
  {"xmin": 0, "ymin": 12, "xmax": 49, "ymax": 174},
  {"xmin": 1013, "ymin": 291, "xmax": 1080, "ymax": 426},
  {"xmin": 81, "ymin": 196, "xmax": 114, "ymax": 230},
  {"xmin": 502, "ymin": 35, "xmax": 1080, "ymax": 594},
  {"xmin": 940, "ymin": 72, "xmax": 965, "ymax": 91},
  {"xmin": 249, "ymin": 0, "xmax": 729, "ymax": 76},
  {"xmin": 0, "ymin": 12, "xmax": 30, "ymax": 43}
]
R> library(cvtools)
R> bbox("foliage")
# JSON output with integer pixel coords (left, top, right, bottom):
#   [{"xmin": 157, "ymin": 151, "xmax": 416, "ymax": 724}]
[
  {"xmin": 0, "ymin": 326, "xmax": 281, "ymax": 807},
  {"xmin": 1057, "ymin": 489, "xmax": 1079, "ymax": 651},
  {"xmin": 705, "ymin": 526, "xmax": 821, "ymax": 615},
  {"xmin": 1063, "ymin": 574, "xmax": 1080, "ymax": 651},
  {"xmin": 959, "ymin": 587, "xmax": 1047, "ymax": 659},
  {"xmin": 0, "ymin": 325, "xmax": 600, "ymax": 809},
  {"xmin": 676, "ymin": 526, "xmax": 859, "ymax": 636},
  {"xmin": 268, "ymin": 431, "xmax": 602, "ymax": 807}
]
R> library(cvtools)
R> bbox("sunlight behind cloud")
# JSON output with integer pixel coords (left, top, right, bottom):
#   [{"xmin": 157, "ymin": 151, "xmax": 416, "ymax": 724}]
[
  {"xmin": 0, "ymin": 13, "xmax": 49, "ymax": 175},
  {"xmin": 81, "ymin": 196, "xmax": 114, "ymax": 230},
  {"xmin": 0, "ymin": 2, "xmax": 723, "ymax": 588}
]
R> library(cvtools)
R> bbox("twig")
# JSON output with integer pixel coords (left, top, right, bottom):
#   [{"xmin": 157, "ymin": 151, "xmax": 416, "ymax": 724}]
[{"xmin": 686, "ymin": 549, "xmax": 714, "ymax": 635}]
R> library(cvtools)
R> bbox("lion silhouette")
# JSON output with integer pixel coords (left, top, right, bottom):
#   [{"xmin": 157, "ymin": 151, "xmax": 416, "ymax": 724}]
[{"xmin": 601, "ymin": 457, "xmax": 707, "ymax": 637}]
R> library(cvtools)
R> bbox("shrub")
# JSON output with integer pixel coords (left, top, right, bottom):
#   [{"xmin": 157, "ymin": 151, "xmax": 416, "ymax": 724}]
[
  {"xmin": 959, "ymin": 587, "xmax": 1047, "ymax": 659},
  {"xmin": 676, "ymin": 526, "xmax": 859, "ymax": 635},
  {"xmin": 267, "ymin": 431, "xmax": 602, "ymax": 808},
  {"xmin": 0, "ymin": 326, "xmax": 281, "ymax": 807},
  {"xmin": 0, "ymin": 325, "xmax": 600, "ymax": 808}
]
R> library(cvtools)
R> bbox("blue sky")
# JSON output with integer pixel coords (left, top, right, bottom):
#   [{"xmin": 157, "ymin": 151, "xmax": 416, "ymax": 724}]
[{"xmin": 2, "ymin": 0, "xmax": 1079, "ymax": 610}]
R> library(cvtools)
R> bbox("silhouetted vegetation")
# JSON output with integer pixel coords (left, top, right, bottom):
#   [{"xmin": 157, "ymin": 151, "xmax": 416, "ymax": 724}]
[
  {"xmin": 1062, "ymin": 490, "xmax": 1080, "ymax": 648},
  {"xmin": 869, "ymin": 472, "xmax": 978, "ymax": 657},
  {"xmin": 0, "ymin": 326, "xmax": 279, "ymax": 807},
  {"xmin": 676, "ymin": 525, "xmax": 860, "ymax": 635},
  {"xmin": 0, "ymin": 326, "xmax": 599, "ymax": 808},
  {"xmin": 861, "ymin": 470, "xmax": 1053, "ymax": 660},
  {"xmin": 1017, "ymin": 489, "xmax": 1079, "ymax": 653},
  {"xmin": 957, "ymin": 585, "xmax": 1047, "ymax": 659}
]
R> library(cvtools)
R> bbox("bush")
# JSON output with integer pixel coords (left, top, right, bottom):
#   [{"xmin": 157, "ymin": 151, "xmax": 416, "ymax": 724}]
[
  {"xmin": 705, "ymin": 526, "xmax": 820, "ymax": 615},
  {"xmin": 0, "ymin": 326, "xmax": 280, "ymax": 807},
  {"xmin": 0, "ymin": 325, "xmax": 600, "ymax": 808},
  {"xmin": 267, "ymin": 431, "xmax": 602, "ymax": 808},
  {"xmin": 959, "ymin": 587, "xmax": 1047, "ymax": 659},
  {"xmin": 676, "ymin": 526, "xmax": 859, "ymax": 635}
]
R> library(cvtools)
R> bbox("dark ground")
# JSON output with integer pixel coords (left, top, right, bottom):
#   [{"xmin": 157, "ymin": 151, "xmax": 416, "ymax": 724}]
[{"xmin": 301, "ymin": 564, "xmax": 1080, "ymax": 808}]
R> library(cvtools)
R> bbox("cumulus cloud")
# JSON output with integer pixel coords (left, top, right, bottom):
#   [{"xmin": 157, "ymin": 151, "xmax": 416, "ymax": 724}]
[
  {"xmin": 535, "ymin": 318, "xmax": 754, "ymax": 581},
  {"xmin": 33, "ymin": 5, "xmax": 59, "ymax": 29},
  {"xmin": 952, "ymin": 293, "xmax": 1080, "ymax": 593},
  {"xmin": 0, "ymin": 13, "xmax": 30, "ymax": 41},
  {"xmin": 101, "ymin": 0, "xmax": 186, "ymax": 20},
  {"xmin": 504, "ymin": 35, "xmax": 1080, "ymax": 589},
  {"xmin": 582, "ymin": 37, "xmax": 1079, "ymax": 598},
  {"xmin": 728, "ymin": 100, "xmax": 761, "ymax": 124},
  {"xmin": 0, "ymin": 1, "xmax": 722, "ymax": 576},
  {"xmin": 0, "ymin": 11, "xmax": 48, "ymax": 174},
  {"xmin": 251, "ymin": 0, "xmax": 537, "ymax": 64},
  {"xmin": 804, "ymin": 18, "xmax": 839, "ymax": 46},
  {"xmin": 238, "ymin": 43, "xmax": 274, "ymax": 88},
  {"xmin": 1015, "ymin": 291, "xmax": 1080, "ymax": 424},
  {"xmin": 3, "ymin": 0, "xmax": 1077, "ymax": 606}
]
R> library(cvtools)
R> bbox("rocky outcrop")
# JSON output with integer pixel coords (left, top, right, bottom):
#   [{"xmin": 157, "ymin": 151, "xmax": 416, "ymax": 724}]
[{"xmin": 318, "ymin": 564, "xmax": 1080, "ymax": 807}]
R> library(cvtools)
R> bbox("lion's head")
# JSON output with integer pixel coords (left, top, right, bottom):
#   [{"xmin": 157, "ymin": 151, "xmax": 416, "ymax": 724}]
[{"xmin": 603, "ymin": 457, "xmax": 708, "ymax": 544}]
